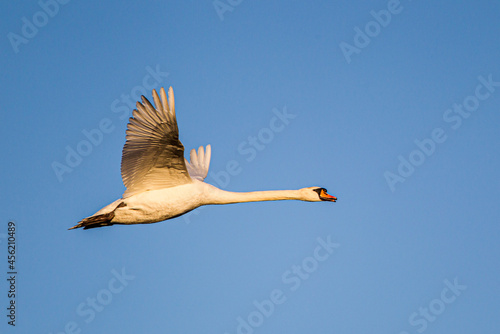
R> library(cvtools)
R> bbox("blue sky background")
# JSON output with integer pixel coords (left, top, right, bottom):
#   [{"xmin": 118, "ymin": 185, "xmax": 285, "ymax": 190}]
[{"xmin": 1, "ymin": 1, "xmax": 499, "ymax": 333}]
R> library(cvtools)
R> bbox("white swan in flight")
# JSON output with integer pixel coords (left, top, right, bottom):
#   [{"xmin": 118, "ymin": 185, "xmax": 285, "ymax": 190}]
[{"xmin": 70, "ymin": 87, "xmax": 337, "ymax": 230}]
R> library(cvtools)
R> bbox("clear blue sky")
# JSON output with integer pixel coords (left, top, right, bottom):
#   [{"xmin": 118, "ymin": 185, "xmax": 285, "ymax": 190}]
[{"xmin": 1, "ymin": 1, "xmax": 499, "ymax": 333}]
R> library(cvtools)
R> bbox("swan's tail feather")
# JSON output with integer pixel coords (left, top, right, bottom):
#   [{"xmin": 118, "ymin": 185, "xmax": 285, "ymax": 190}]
[{"xmin": 69, "ymin": 211, "xmax": 115, "ymax": 230}]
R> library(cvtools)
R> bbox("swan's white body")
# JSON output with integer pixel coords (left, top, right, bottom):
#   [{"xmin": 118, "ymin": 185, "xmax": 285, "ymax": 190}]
[
  {"xmin": 71, "ymin": 87, "xmax": 336, "ymax": 230},
  {"xmin": 92, "ymin": 181, "xmax": 324, "ymax": 225},
  {"xmin": 92, "ymin": 182, "xmax": 207, "ymax": 224}
]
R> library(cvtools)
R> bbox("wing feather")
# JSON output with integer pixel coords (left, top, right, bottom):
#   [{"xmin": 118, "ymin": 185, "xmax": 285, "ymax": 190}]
[
  {"xmin": 185, "ymin": 145, "xmax": 211, "ymax": 181},
  {"xmin": 160, "ymin": 87, "xmax": 170, "ymax": 112},
  {"xmin": 152, "ymin": 89, "xmax": 162, "ymax": 112},
  {"xmin": 204, "ymin": 145, "xmax": 211, "ymax": 171}
]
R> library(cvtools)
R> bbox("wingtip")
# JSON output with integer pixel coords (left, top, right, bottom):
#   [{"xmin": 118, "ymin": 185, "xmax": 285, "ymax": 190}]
[
  {"xmin": 168, "ymin": 87, "xmax": 175, "ymax": 115},
  {"xmin": 152, "ymin": 89, "xmax": 162, "ymax": 111}
]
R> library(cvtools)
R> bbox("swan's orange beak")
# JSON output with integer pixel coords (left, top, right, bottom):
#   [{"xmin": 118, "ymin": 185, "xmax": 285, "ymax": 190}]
[{"xmin": 320, "ymin": 189, "xmax": 337, "ymax": 202}]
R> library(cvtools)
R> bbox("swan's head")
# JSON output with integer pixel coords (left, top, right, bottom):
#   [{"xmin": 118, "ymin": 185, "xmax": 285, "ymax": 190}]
[{"xmin": 301, "ymin": 187, "xmax": 337, "ymax": 202}]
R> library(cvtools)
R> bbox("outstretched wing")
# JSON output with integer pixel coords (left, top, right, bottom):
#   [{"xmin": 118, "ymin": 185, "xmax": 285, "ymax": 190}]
[
  {"xmin": 121, "ymin": 87, "xmax": 192, "ymax": 198},
  {"xmin": 185, "ymin": 145, "xmax": 211, "ymax": 181}
]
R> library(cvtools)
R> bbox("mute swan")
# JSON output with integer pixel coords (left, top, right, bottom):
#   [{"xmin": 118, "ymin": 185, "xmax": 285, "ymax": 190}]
[{"xmin": 70, "ymin": 87, "xmax": 336, "ymax": 230}]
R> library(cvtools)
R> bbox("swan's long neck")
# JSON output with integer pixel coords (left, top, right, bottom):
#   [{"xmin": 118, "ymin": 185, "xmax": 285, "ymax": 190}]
[{"xmin": 204, "ymin": 186, "xmax": 304, "ymax": 205}]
